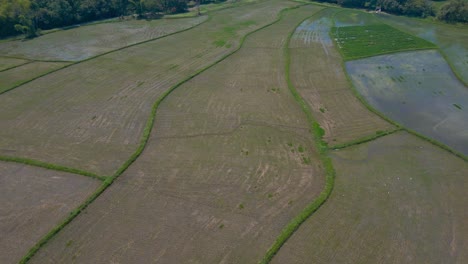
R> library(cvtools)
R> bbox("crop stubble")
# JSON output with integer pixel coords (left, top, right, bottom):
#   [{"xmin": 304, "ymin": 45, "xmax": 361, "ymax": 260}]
[
  {"xmin": 0, "ymin": 162, "xmax": 100, "ymax": 264},
  {"xmin": 0, "ymin": 0, "xmax": 295, "ymax": 176},
  {"xmin": 272, "ymin": 132, "xmax": 468, "ymax": 264},
  {"xmin": 289, "ymin": 9, "xmax": 394, "ymax": 146},
  {"xmin": 28, "ymin": 5, "xmax": 327, "ymax": 263}
]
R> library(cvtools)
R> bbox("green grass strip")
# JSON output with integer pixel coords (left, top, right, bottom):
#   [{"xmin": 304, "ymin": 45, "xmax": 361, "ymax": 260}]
[
  {"xmin": 0, "ymin": 155, "xmax": 105, "ymax": 181},
  {"xmin": 19, "ymin": 3, "xmax": 308, "ymax": 263},
  {"xmin": 260, "ymin": 8, "xmax": 336, "ymax": 264},
  {"xmin": 330, "ymin": 128, "xmax": 402, "ymax": 150}
]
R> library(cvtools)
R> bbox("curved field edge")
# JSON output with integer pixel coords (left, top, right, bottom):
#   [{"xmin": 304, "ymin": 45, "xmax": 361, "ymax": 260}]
[
  {"xmin": 18, "ymin": 3, "xmax": 309, "ymax": 263},
  {"xmin": 0, "ymin": 156, "xmax": 104, "ymax": 181},
  {"xmin": 0, "ymin": 16, "xmax": 209, "ymax": 96},
  {"xmin": 259, "ymin": 8, "xmax": 336, "ymax": 264}
]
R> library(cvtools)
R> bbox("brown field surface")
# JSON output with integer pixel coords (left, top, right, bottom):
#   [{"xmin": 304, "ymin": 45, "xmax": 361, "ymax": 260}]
[
  {"xmin": 272, "ymin": 132, "xmax": 468, "ymax": 264},
  {"xmin": 289, "ymin": 8, "xmax": 395, "ymax": 146},
  {"xmin": 0, "ymin": 16, "xmax": 207, "ymax": 61},
  {"xmin": 29, "ymin": 5, "xmax": 326, "ymax": 263},
  {"xmin": 0, "ymin": 0, "xmax": 296, "ymax": 176},
  {"xmin": 0, "ymin": 162, "xmax": 100, "ymax": 264},
  {"xmin": 0, "ymin": 62, "xmax": 70, "ymax": 93},
  {"xmin": 0, "ymin": 57, "xmax": 29, "ymax": 71}
]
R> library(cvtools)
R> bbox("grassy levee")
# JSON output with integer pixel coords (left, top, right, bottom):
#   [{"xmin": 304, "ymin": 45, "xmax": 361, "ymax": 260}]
[
  {"xmin": 0, "ymin": 17, "xmax": 209, "ymax": 96},
  {"xmin": 0, "ymin": 155, "xmax": 105, "ymax": 181},
  {"xmin": 259, "ymin": 8, "xmax": 336, "ymax": 263},
  {"xmin": 19, "ymin": 3, "xmax": 309, "ymax": 263},
  {"xmin": 330, "ymin": 127, "xmax": 403, "ymax": 150}
]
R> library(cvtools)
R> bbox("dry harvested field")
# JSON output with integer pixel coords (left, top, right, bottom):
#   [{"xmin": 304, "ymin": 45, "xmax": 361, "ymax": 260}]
[
  {"xmin": 289, "ymin": 8, "xmax": 395, "ymax": 146},
  {"xmin": 0, "ymin": 0, "xmax": 296, "ymax": 176},
  {"xmin": 0, "ymin": 16, "xmax": 207, "ymax": 61},
  {"xmin": 28, "ymin": 5, "xmax": 327, "ymax": 263},
  {"xmin": 0, "ymin": 61, "xmax": 70, "ymax": 94},
  {"xmin": 347, "ymin": 50, "xmax": 468, "ymax": 155},
  {"xmin": 0, "ymin": 161, "xmax": 100, "ymax": 263},
  {"xmin": 377, "ymin": 13, "xmax": 468, "ymax": 84},
  {"xmin": 272, "ymin": 132, "xmax": 468, "ymax": 264}
]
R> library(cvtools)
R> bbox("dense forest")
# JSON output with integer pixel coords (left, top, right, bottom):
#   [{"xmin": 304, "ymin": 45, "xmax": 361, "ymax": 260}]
[{"xmin": 0, "ymin": 0, "xmax": 466, "ymax": 39}]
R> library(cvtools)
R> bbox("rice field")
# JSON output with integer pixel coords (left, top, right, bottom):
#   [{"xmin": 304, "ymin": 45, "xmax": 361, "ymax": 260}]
[
  {"xmin": 0, "ymin": 162, "xmax": 100, "ymax": 264},
  {"xmin": 0, "ymin": 0, "xmax": 296, "ymax": 176},
  {"xmin": 347, "ymin": 50, "xmax": 468, "ymax": 155},
  {"xmin": 0, "ymin": 16, "xmax": 207, "ymax": 61},
  {"xmin": 289, "ymin": 9, "xmax": 395, "ymax": 146},
  {"xmin": 27, "ymin": 5, "xmax": 326, "ymax": 263},
  {"xmin": 272, "ymin": 132, "xmax": 468, "ymax": 264},
  {"xmin": 377, "ymin": 13, "xmax": 468, "ymax": 84},
  {"xmin": 1, "ymin": 1, "xmax": 467, "ymax": 263},
  {"xmin": 331, "ymin": 24, "xmax": 436, "ymax": 60},
  {"xmin": 0, "ymin": 62, "xmax": 70, "ymax": 94}
]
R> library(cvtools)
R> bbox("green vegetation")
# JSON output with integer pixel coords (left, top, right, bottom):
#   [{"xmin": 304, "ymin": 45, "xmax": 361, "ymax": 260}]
[
  {"xmin": 331, "ymin": 24, "xmax": 436, "ymax": 60},
  {"xmin": 331, "ymin": 128, "xmax": 402, "ymax": 149},
  {"xmin": 260, "ymin": 9, "xmax": 336, "ymax": 263}
]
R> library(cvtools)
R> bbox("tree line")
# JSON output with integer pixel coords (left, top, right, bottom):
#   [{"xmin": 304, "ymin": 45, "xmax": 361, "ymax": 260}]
[
  {"xmin": 0, "ymin": 0, "xmax": 466, "ymax": 39},
  {"xmin": 318, "ymin": 0, "xmax": 467, "ymax": 22},
  {"xmin": 0, "ymin": 0, "xmax": 194, "ymax": 38}
]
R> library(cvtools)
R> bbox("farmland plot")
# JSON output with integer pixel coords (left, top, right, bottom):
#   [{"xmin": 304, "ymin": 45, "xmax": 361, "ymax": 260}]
[
  {"xmin": 273, "ymin": 132, "xmax": 468, "ymax": 264},
  {"xmin": 0, "ymin": 162, "xmax": 100, "ymax": 264},
  {"xmin": 0, "ymin": 57, "xmax": 29, "ymax": 71},
  {"xmin": 333, "ymin": 9, "xmax": 380, "ymax": 27},
  {"xmin": 0, "ymin": 61, "xmax": 70, "ymax": 93},
  {"xmin": 0, "ymin": 0, "xmax": 296, "ymax": 176},
  {"xmin": 29, "ymin": 5, "xmax": 326, "ymax": 263},
  {"xmin": 289, "ymin": 9, "xmax": 394, "ymax": 146},
  {"xmin": 377, "ymin": 13, "xmax": 468, "ymax": 84},
  {"xmin": 0, "ymin": 16, "xmax": 207, "ymax": 61},
  {"xmin": 347, "ymin": 50, "xmax": 468, "ymax": 155}
]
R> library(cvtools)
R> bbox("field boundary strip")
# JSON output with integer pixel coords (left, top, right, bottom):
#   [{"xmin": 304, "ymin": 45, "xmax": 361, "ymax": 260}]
[
  {"xmin": 18, "ymin": 3, "xmax": 311, "ymax": 263},
  {"xmin": 259, "ymin": 7, "xmax": 337, "ymax": 264},
  {"xmin": 331, "ymin": 14, "xmax": 468, "ymax": 162},
  {"xmin": 330, "ymin": 127, "xmax": 403, "ymax": 150},
  {"xmin": 0, "ymin": 155, "xmax": 106, "ymax": 181},
  {"xmin": 0, "ymin": 60, "xmax": 34, "ymax": 73},
  {"xmin": 0, "ymin": 16, "xmax": 210, "ymax": 96}
]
